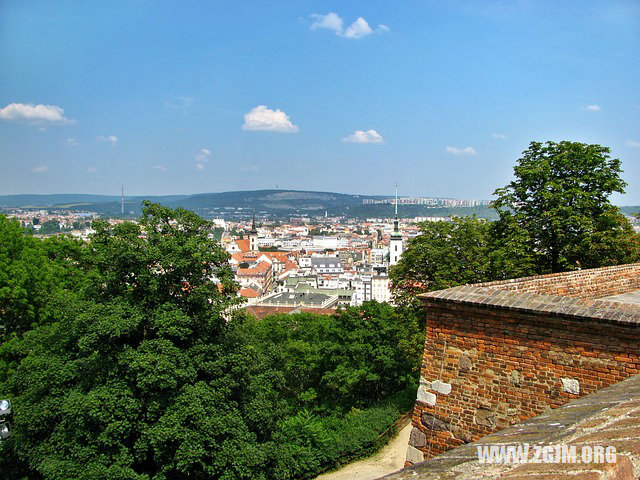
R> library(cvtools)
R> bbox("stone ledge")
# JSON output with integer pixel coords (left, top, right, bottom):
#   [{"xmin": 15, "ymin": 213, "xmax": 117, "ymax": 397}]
[
  {"xmin": 418, "ymin": 286, "xmax": 640, "ymax": 325},
  {"xmin": 380, "ymin": 374, "xmax": 640, "ymax": 480}
]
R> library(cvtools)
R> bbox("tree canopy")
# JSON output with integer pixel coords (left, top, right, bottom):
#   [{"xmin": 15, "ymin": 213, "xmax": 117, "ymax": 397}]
[
  {"xmin": 1, "ymin": 202, "xmax": 260, "ymax": 479},
  {"xmin": 389, "ymin": 216, "xmax": 493, "ymax": 305},
  {"xmin": 0, "ymin": 202, "xmax": 418, "ymax": 480},
  {"xmin": 492, "ymin": 141, "xmax": 639, "ymax": 272},
  {"xmin": 0, "ymin": 216, "xmax": 83, "ymax": 342}
]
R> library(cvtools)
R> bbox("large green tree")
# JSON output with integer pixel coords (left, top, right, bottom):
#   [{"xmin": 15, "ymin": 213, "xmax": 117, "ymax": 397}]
[
  {"xmin": 493, "ymin": 141, "xmax": 640, "ymax": 272},
  {"xmin": 390, "ymin": 141, "xmax": 640, "ymax": 302},
  {"xmin": 0, "ymin": 203, "xmax": 267, "ymax": 480}
]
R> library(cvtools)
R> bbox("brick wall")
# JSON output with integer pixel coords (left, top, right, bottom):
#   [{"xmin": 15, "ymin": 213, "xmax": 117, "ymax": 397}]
[
  {"xmin": 474, "ymin": 263, "xmax": 640, "ymax": 298},
  {"xmin": 406, "ymin": 264, "xmax": 640, "ymax": 465}
]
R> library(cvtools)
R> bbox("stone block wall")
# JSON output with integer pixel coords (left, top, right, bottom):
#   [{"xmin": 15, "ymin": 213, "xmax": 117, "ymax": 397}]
[
  {"xmin": 387, "ymin": 374, "xmax": 640, "ymax": 480},
  {"xmin": 407, "ymin": 264, "xmax": 640, "ymax": 465}
]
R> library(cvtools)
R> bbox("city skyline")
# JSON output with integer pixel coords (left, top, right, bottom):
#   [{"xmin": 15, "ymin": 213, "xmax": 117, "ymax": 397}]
[{"xmin": 1, "ymin": 1, "xmax": 639, "ymax": 203}]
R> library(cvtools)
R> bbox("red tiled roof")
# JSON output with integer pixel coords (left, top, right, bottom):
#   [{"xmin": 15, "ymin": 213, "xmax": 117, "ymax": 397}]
[
  {"xmin": 239, "ymin": 288, "xmax": 260, "ymax": 298},
  {"xmin": 258, "ymin": 252, "xmax": 297, "ymax": 265},
  {"xmin": 284, "ymin": 261, "xmax": 298, "ymax": 271},
  {"xmin": 232, "ymin": 251, "xmax": 260, "ymax": 263},
  {"xmin": 237, "ymin": 261, "xmax": 271, "ymax": 276},
  {"xmin": 236, "ymin": 239, "xmax": 250, "ymax": 252},
  {"xmin": 244, "ymin": 306, "xmax": 294, "ymax": 318}
]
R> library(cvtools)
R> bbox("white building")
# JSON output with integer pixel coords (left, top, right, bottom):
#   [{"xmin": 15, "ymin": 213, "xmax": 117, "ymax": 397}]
[
  {"xmin": 311, "ymin": 255, "xmax": 343, "ymax": 274},
  {"xmin": 371, "ymin": 275, "xmax": 392, "ymax": 303}
]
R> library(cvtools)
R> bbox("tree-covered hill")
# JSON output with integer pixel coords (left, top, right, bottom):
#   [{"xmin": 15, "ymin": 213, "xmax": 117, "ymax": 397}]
[{"xmin": 0, "ymin": 190, "xmax": 494, "ymax": 218}]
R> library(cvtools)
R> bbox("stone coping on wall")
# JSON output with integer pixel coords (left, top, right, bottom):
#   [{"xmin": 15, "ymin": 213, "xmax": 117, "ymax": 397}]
[
  {"xmin": 381, "ymin": 374, "xmax": 640, "ymax": 480},
  {"xmin": 472, "ymin": 263, "xmax": 640, "ymax": 297},
  {"xmin": 418, "ymin": 285, "xmax": 640, "ymax": 326}
]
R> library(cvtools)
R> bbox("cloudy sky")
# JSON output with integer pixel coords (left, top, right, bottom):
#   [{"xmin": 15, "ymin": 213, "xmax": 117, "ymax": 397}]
[{"xmin": 1, "ymin": 1, "xmax": 639, "ymax": 203}]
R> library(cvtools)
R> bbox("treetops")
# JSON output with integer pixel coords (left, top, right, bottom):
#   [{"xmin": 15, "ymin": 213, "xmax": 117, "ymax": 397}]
[{"xmin": 390, "ymin": 141, "xmax": 640, "ymax": 304}]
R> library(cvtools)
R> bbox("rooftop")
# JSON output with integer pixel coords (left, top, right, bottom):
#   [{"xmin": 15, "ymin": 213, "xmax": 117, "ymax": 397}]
[{"xmin": 265, "ymin": 291, "xmax": 333, "ymax": 307}]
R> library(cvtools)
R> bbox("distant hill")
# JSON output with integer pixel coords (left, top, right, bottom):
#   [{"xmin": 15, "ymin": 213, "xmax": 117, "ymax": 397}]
[
  {"xmin": 620, "ymin": 206, "xmax": 640, "ymax": 216},
  {"xmin": 0, "ymin": 190, "xmax": 382, "ymax": 218},
  {"xmin": 0, "ymin": 194, "xmax": 122, "ymax": 208},
  {"xmin": 1, "ymin": 190, "xmax": 636, "ymax": 220}
]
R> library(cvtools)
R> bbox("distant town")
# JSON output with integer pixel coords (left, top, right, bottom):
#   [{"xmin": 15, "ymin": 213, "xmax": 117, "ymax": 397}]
[{"xmin": 3, "ymin": 194, "xmax": 638, "ymax": 319}]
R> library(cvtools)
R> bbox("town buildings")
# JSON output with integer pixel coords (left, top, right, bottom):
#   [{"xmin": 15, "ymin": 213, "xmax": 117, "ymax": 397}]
[{"xmin": 220, "ymin": 199, "xmax": 415, "ymax": 311}]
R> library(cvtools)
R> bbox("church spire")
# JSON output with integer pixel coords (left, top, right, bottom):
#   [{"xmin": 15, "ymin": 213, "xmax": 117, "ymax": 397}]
[
  {"xmin": 249, "ymin": 213, "xmax": 258, "ymax": 252},
  {"xmin": 393, "ymin": 185, "xmax": 399, "ymax": 235},
  {"xmin": 395, "ymin": 185, "xmax": 398, "ymax": 218},
  {"xmin": 390, "ymin": 184, "xmax": 403, "ymax": 266}
]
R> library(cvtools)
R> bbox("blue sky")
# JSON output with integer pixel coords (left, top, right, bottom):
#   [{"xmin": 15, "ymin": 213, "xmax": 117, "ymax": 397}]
[{"xmin": 1, "ymin": 1, "xmax": 639, "ymax": 203}]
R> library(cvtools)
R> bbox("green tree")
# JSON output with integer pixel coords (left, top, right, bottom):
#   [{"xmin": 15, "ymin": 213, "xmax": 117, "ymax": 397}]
[
  {"xmin": 0, "ymin": 203, "xmax": 267, "ymax": 480},
  {"xmin": 37, "ymin": 219, "xmax": 66, "ymax": 235},
  {"xmin": 240, "ymin": 303, "xmax": 420, "ymax": 478},
  {"xmin": 258, "ymin": 246, "xmax": 279, "ymax": 252},
  {"xmin": 243, "ymin": 302, "xmax": 420, "ymax": 414},
  {"xmin": 389, "ymin": 216, "xmax": 492, "ymax": 305},
  {"xmin": 0, "ymin": 216, "xmax": 82, "ymax": 342},
  {"xmin": 493, "ymin": 141, "xmax": 640, "ymax": 272}
]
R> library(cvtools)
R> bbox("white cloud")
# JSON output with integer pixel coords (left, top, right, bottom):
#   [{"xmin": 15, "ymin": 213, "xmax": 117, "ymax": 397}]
[
  {"xmin": 97, "ymin": 135, "xmax": 118, "ymax": 144},
  {"xmin": 195, "ymin": 148, "xmax": 211, "ymax": 163},
  {"xmin": 310, "ymin": 13, "xmax": 388, "ymax": 39},
  {"xmin": 492, "ymin": 133, "xmax": 507, "ymax": 139},
  {"xmin": 32, "ymin": 165, "xmax": 48, "ymax": 173},
  {"xmin": 65, "ymin": 138, "xmax": 79, "ymax": 147},
  {"xmin": 194, "ymin": 148, "xmax": 211, "ymax": 170},
  {"xmin": 343, "ymin": 17, "xmax": 373, "ymax": 39},
  {"xmin": 625, "ymin": 140, "xmax": 640, "ymax": 147},
  {"xmin": 87, "ymin": 167, "xmax": 97, "ymax": 174},
  {"xmin": 585, "ymin": 104, "xmax": 601, "ymax": 111},
  {"xmin": 446, "ymin": 146, "xmax": 477, "ymax": 155},
  {"xmin": 343, "ymin": 129, "xmax": 384, "ymax": 144},
  {"xmin": 310, "ymin": 12, "xmax": 343, "ymax": 33},
  {"xmin": 152, "ymin": 165, "xmax": 167, "ymax": 171},
  {"xmin": 165, "ymin": 96, "xmax": 194, "ymax": 114},
  {"xmin": 0, "ymin": 103, "xmax": 73, "ymax": 124},
  {"xmin": 243, "ymin": 166, "xmax": 260, "ymax": 171},
  {"xmin": 242, "ymin": 105, "xmax": 299, "ymax": 133}
]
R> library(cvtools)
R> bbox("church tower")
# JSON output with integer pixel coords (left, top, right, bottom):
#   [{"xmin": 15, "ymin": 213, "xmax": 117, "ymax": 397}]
[
  {"xmin": 389, "ymin": 187, "xmax": 403, "ymax": 266},
  {"xmin": 249, "ymin": 214, "xmax": 258, "ymax": 252}
]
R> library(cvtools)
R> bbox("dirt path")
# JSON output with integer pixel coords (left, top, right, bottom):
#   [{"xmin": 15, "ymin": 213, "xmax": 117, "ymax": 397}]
[{"xmin": 315, "ymin": 423, "xmax": 412, "ymax": 480}]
